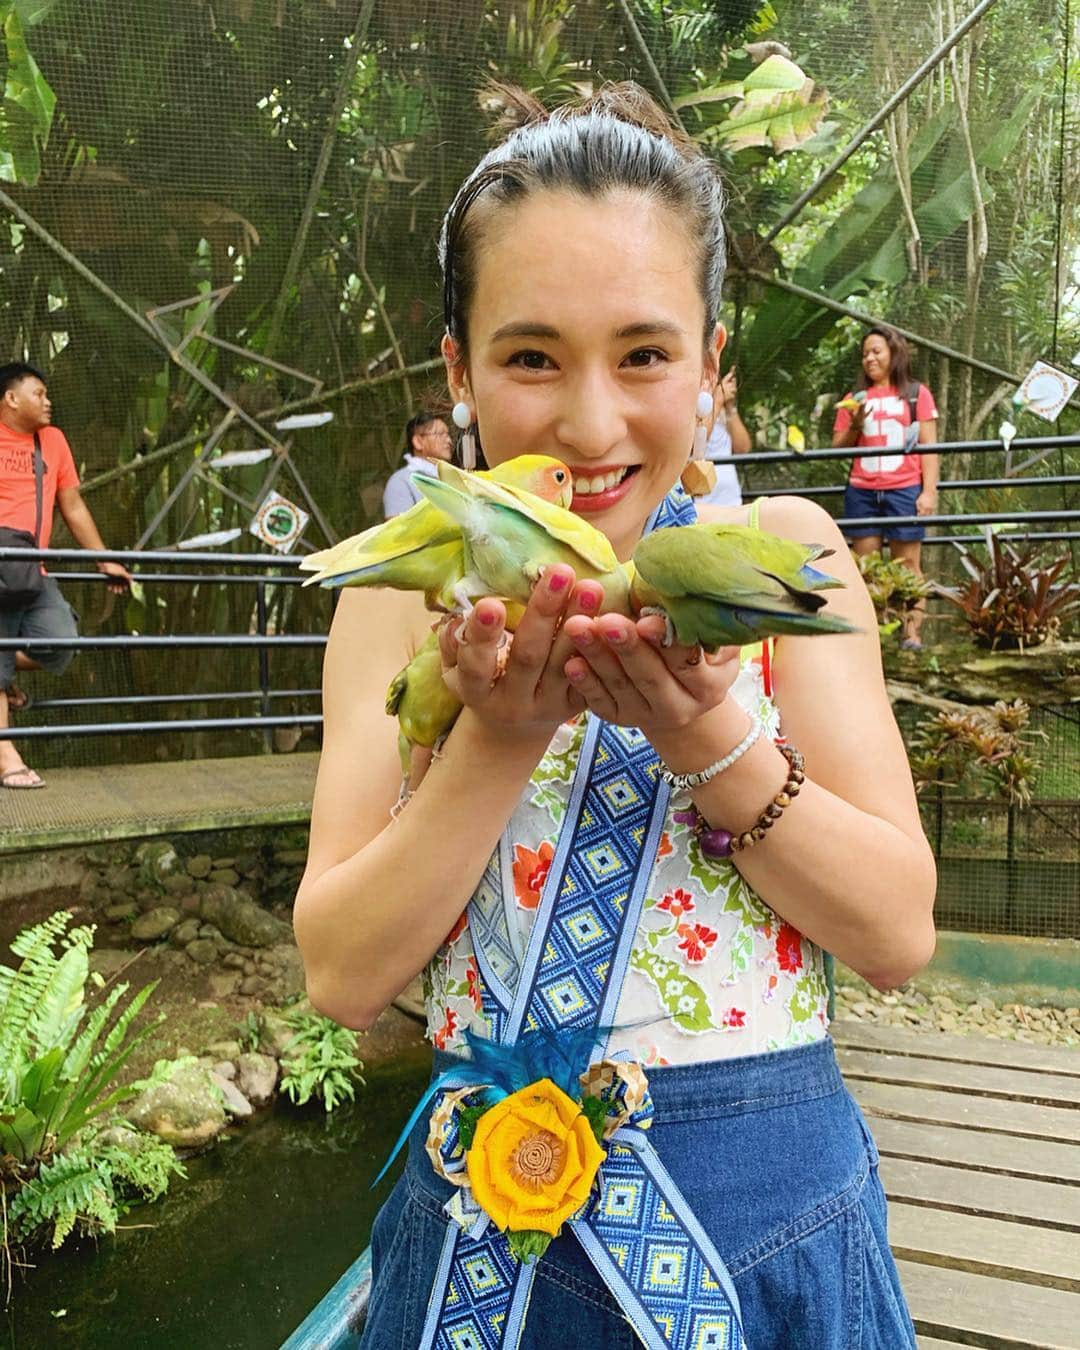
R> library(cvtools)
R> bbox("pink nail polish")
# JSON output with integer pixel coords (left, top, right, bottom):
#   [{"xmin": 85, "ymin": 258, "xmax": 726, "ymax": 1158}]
[
  {"xmin": 573, "ymin": 629, "xmax": 594, "ymax": 646},
  {"xmin": 548, "ymin": 570, "xmax": 569, "ymax": 593},
  {"xmin": 478, "ymin": 609, "xmax": 496, "ymax": 626},
  {"xmin": 579, "ymin": 590, "xmax": 600, "ymax": 614},
  {"xmin": 603, "ymin": 628, "xmax": 625, "ymax": 645},
  {"xmin": 568, "ymin": 667, "xmax": 586, "ymax": 683}
]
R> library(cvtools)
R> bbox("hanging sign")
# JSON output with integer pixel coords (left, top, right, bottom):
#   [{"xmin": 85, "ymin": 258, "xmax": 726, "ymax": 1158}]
[
  {"xmin": 249, "ymin": 491, "xmax": 309, "ymax": 552},
  {"xmin": 1014, "ymin": 361, "xmax": 1078, "ymax": 423}
]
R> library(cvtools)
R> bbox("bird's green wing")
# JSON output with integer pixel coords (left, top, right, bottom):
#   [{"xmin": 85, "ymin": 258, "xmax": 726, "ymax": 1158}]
[{"xmin": 435, "ymin": 461, "xmax": 619, "ymax": 573}]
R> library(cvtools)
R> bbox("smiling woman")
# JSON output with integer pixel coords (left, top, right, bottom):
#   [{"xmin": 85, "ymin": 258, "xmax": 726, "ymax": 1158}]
[{"xmin": 294, "ymin": 81, "xmax": 933, "ymax": 1349}]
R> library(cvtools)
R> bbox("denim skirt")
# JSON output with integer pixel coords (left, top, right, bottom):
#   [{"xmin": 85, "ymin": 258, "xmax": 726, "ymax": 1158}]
[{"xmin": 359, "ymin": 1038, "xmax": 916, "ymax": 1350}]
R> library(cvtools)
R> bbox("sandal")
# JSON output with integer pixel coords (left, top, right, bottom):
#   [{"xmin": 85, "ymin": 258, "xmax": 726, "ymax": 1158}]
[{"xmin": 1, "ymin": 767, "xmax": 45, "ymax": 789}]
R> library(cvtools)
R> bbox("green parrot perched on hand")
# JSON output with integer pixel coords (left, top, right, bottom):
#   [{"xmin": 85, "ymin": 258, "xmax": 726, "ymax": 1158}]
[
  {"xmin": 299, "ymin": 454, "xmax": 575, "ymax": 611},
  {"xmin": 629, "ymin": 524, "xmax": 853, "ymax": 649},
  {"xmin": 412, "ymin": 461, "xmax": 632, "ymax": 615}
]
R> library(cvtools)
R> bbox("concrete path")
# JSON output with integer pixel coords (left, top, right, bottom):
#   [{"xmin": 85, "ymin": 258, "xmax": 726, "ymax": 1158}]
[{"xmin": 0, "ymin": 752, "xmax": 319, "ymax": 853}]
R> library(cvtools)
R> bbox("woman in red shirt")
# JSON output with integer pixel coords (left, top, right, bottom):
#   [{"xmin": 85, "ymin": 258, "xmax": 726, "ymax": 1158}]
[{"xmin": 833, "ymin": 326, "xmax": 939, "ymax": 649}]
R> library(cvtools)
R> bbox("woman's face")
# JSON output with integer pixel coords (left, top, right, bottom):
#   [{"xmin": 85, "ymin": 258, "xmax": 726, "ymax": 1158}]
[
  {"xmin": 862, "ymin": 334, "xmax": 893, "ymax": 384},
  {"xmin": 445, "ymin": 189, "xmax": 719, "ymax": 559}
]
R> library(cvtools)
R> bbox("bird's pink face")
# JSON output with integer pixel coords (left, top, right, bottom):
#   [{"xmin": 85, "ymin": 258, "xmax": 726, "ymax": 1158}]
[{"xmin": 446, "ymin": 189, "xmax": 720, "ymax": 560}]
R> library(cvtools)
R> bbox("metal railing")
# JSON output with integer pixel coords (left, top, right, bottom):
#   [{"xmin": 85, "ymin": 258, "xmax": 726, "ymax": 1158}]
[
  {"xmin": 0, "ymin": 546, "xmax": 324, "ymax": 743},
  {"xmin": 1, "ymin": 429, "xmax": 1076, "ymax": 743}
]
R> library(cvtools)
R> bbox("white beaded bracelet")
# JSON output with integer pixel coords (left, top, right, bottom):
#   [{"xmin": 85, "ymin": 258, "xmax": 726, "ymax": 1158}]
[{"xmin": 658, "ymin": 717, "xmax": 763, "ymax": 791}]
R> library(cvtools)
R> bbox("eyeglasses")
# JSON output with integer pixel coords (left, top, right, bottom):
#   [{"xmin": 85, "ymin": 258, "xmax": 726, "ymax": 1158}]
[{"xmin": 421, "ymin": 428, "xmax": 453, "ymax": 443}]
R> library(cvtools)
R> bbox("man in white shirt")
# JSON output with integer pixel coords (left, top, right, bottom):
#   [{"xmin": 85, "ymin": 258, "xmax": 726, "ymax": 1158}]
[
  {"xmin": 382, "ymin": 412, "xmax": 454, "ymax": 518},
  {"xmin": 701, "ymin": 367, "xmax": 752, "ymax": 508}
]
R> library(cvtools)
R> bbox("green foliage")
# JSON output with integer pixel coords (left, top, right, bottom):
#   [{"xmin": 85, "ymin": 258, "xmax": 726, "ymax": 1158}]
[
  {"xmin": 940, "ymin": 536, "xmax": 1079, "ymax": 650},
  {"xmin": 7, "ymin": 1133, "xmax": 183, "ymax": 1250},
  {"xmin": 0, "ymin": 910, "xmax": 164, "ymax": 1164},
  {"xmin": 457, "ymin": 1102, "xmax": 492, "ymax": 1151},
  {"xmin": 507, "ymin": 1228, "xmax": 552, "ymax": 1263},
  {"xmin": 681, "ymin": 54, "xmax": 828, "ymax": 154},
  {"xmin": 856, "ymin": 551, "xmax": 932, "ymax": 632},
  {"xmin": 0, "ymin": 0, "xmax": 57, "ymax": 183},
  {"xmin": 278, "ymin": 1009, "xmax": 365, "ymax": 1113},
  {"xmin": 909, "ymin": 698, "xmax": 1045, "ymax": 808},
  {"xmin": 579, "ymin": 1092, "xmax": 608, "ymax": 1145}
]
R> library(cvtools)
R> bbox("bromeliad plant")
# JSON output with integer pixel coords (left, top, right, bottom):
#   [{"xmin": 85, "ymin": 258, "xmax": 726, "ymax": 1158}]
[
  {"xmin": 908, "ymin": 698, "xmax": 1045, "ymax": 808},
  {"xmin": 940, "ymin": 535, "xmax": 1079, "ymax": 650},
  {"xmin": 856, "ymin": 551, "xmax": 932, "ymax": 638}
]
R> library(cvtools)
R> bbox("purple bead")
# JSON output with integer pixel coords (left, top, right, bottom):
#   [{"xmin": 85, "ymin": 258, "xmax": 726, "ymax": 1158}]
[{"xmin": 699, "ymin": 828, "xmax": 734, "ymax": 860}]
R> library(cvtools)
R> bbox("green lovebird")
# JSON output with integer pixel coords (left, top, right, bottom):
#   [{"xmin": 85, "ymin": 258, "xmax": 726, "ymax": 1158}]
[
  {"xmin": 299, "ymin": 455, "xmax": 575, "ymax": 612},
  {"xmin": 413, "ymin": 462, "xmax": 633, "ymax": 614},
  {"xmin": 385, "ymin": 630, "xmax": 463, "ymax": 775},
  {"xmin": 629, "ymin": 523, "xmax": 856, "ymax": 649}
]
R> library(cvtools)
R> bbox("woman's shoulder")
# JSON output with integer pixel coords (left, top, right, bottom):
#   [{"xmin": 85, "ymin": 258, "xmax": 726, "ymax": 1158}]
[
  {"xmin": 326, "ymin": 585, "xmax": 433, "ymax": 681},
  {"xmin": 696, "ymin": 494, "xmax": 846, "ymax": 548}
]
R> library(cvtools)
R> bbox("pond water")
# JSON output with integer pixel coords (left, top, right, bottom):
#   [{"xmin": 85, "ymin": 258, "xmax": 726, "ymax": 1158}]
[{"xmin": 4, "ymin": 1047, "xmax": 432, "ymax": 1350}]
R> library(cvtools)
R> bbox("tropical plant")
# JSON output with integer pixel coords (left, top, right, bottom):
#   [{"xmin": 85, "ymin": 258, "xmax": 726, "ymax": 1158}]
[
  {"xmin": 0, "ymin": 910, "xmax": 165, "ymax": 1166},
  {"xmin": 907, "ymin": 698, "xmax": 1044, "ymax": 807},
  {"xmin": 856, "ymin": 550, "xmax": 932, "ymax": 636},
  {"xmin": 938, "ymin": 535, "xmax": 1079, "ymax": 650},
  {"xmin": 7, "ymin": 1130, "xmax": 183, "ymax": 1250},
  {"xmin": 278, "ymin": 1008, "xmax": 365, "ymax": 1113}
]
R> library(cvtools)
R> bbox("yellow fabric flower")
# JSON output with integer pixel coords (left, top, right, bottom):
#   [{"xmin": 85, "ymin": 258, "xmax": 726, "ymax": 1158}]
[{"xmin": 466, "ymin": 1078, "xmax": 606, "ymax": 1237}]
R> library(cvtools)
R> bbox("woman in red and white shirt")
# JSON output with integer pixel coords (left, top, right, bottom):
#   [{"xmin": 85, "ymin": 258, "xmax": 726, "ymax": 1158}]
[{"xmin": 833, "ymin": 325, "xmax": 939, "ymax": 649}]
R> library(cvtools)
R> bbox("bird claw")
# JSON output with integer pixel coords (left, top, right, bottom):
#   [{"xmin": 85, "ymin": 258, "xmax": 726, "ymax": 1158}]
[{"xmin": 639, "ymin": 605, "xmax": 676, "ymax": 648}]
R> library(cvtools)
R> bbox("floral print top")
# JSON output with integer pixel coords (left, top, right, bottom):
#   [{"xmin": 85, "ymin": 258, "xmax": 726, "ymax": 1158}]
[{"xmin": 423, "ymin": 643, "xmax": 830, "ymax": 1065}]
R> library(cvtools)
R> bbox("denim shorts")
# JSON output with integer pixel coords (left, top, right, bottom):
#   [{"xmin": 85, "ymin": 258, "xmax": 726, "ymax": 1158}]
[
  {"xmin": 843, "ymin": 484, "xmax": 924, "ymax": 543},
  {"xmin": 0, "ymin": 576, "xmax": 79, "ymax": 685},
  {"xmin": 360, "ymin": 1039, "xmax": 916, "ymax": 1350}
]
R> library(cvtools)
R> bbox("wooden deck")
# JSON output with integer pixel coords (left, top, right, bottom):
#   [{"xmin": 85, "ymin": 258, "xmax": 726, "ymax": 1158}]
[
  {"xmin": 833, "ymin": 1018, "xmax": 1080, "ymax": 1349},
  {"xmin": 0, "ymin": 752, "xmax": 319, "ymax": 853}
]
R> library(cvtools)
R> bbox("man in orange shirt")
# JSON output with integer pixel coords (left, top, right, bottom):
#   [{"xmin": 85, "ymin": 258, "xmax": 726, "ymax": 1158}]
[{"xmin": 0, "ymin": 363, "xmax": 132, "ymax": 788}]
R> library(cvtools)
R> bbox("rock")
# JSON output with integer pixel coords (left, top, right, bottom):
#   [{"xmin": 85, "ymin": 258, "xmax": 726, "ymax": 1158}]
[
  {"xmin": 89, "ymin": 948, "xmax": 131, "ymax": 979},
  {"xmin": 199, "ymin": 885, "xmax": 291, "ymax": 948},
  {"xmin": 208, "ymin": 868, "xmax": 241, "ymax": 886},
  {"xmin": 199, "ymin": 924, "xmax": 223, "ymax": 941},
  {"xmin": 235, "ymin": 852, "xmax": 260, "ymax": 877},
  {"xmin": 212, "ymin": 856, "xmax": 237, "ymax": 869},
  {"xmin": 104, "ymin": 864, "xmax": 135, "ymax": 891},
  {"xmin": 131, "ymin": 907, "xmax": 181, "ymax": 942},
  {"xmin": 185, "ymin": 938, "xmax": 219, "ymax": 965},
  {"xmin": 104, "ymin": 901, "xmax": 137, "ymax": 920},
  {"xmin": 210, "ymin": 1070, "xmax": 253, "ymax": 1119},
  {"xmin": 273, "ymin": 849, "xmax": 307, "ymax": 866},
  {"xmin": 236, "ymin": 1051, "xmax": 279, "ymax": 1107},
  {"xmin": 239, "ymin": 975, "xmax": 264, "ymax": 996},
  {"xmin": 134, "ymin": 840, "xmax": 180, "ymax": 886},
  {"xmin": 212, "ymin": 1059, "xmax": 237, "ymax": 1080},
  {"xmin": 206, "ymin": 1039, "xmax": 244, "ymax": 1060},
  {"xmin": 135, "ymin": 887, "xmax": 162, "ymax": 911},
  {"xmin": 243, "ymin": 959, "xmax": 257, "ymax": 976},
  {"xmin": 222, "ymin": 952, "xmax": 246, "ymax": 970},
  {"xmin": 170, "ymin": 918, "xmax": 202, "ymax": 947},
  {"xmin": 260, "ymin": 1011, "xmax": 299, "ymax": 1058},
  {"xmin": 126, "ymin": 1063, "xmax": 227, "ymax": 1148},
  {"xmin": 179, "ymin": 894, "xmax": 202, "ymax": 913},
  {"xmin": 163, "ymin": 874, "xmax": 192, "ymax": 896},
  {"xmin": 186, "ymin": 854, "xmax": 213, "ymax": 879},
  {"xmin": 208, "ymin": 971, "xmax": 241, "ymax": 999}
]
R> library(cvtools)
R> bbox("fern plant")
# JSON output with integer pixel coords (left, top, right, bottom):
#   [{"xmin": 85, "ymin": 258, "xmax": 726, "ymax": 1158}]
[
  {"xmin": 279, "ymin": 1010, "xmax": 365, "ymax": 1113},
  {"xmin": 0, "ymin": 911, "xmax": 163, "ymax": 1165},
  {"xmin": 8, "ymin": 1134, "xmax": 184, "ymax": 1250}
]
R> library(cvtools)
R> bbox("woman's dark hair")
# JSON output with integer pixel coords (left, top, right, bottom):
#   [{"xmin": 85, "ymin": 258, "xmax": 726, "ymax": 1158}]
[
  {"xmin": 439, "ymin": 82, "xmax": 726, "ymax": 351},
  {"xmin": 403, "ymin": 410, "xmax": 441, "ymax": 458},
  {"xmin": 857, "ymin": 326, "xmax": 913, "ymax": 393}
]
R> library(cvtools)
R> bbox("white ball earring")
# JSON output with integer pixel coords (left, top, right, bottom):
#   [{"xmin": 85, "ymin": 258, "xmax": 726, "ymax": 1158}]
[
  {"xmin": 451, "ymin": 401, "xmax": 476, "ymax": 470},
  {"xmin": 696, "ymin": 390, "xmax": 714, "ymax": 420}
]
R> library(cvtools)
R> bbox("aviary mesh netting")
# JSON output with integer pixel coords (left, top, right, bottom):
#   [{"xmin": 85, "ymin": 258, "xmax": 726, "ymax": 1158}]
[{"xmin": 0, "ymin": 1, "xmax": 1076, "ymax": 935}]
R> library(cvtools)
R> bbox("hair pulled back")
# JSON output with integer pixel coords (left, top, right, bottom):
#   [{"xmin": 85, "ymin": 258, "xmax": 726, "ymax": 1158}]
[
  {"xmin": 439, "ymin": 82, "xmax": 726, "ymax": 349},
  {"xmin": 857, "ymin": 325, "xmax": 913, "ymax": 393}
]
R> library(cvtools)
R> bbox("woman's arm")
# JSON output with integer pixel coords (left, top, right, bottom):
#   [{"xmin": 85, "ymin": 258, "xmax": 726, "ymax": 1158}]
[
  {"xmin": 653, "ymin": 497, "xmax": 935, "ymax": 988},
  {"xmin": 294, "ymin": 573, "xmax": 595, "ymax": 1029},
  {"xmin": 916, "ymin": 417, "xmax": 939, "ymax": 515}
]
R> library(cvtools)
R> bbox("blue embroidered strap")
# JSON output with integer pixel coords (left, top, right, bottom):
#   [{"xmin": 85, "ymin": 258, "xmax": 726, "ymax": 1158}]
[
  {"xmin": 419, "ymin": 1222, "xmax": 536, "ymax": 1350},
  {"xmin": 436, "ymin": 487, "xmax": 747, "ymax": 1348},
  {"xmin": 572, "ymin": 1130, "xmax": 743, "ymax": 1350}
]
